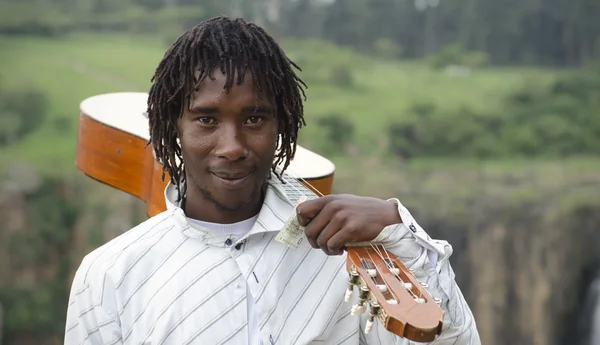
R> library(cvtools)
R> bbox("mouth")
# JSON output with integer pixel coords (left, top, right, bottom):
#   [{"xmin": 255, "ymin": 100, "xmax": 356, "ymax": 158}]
[{"xmin": 211, "ymin": 171, "xmax": 252, "ymax": 188}]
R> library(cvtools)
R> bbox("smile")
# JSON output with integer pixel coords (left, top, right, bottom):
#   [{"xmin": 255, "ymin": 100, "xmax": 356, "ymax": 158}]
[{"xmin": 211, "ymin": 172, "xmax": 251, "ymax": 188}]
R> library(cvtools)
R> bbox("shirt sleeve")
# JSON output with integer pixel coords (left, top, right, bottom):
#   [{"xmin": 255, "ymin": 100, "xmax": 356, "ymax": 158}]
[
  {"xmin": 361, "ymin": 198, "xmax": 481, "ymax": 345},
  {"xmin": 64, "ymin": 261, "xmax": 123, "ymax": 345}
]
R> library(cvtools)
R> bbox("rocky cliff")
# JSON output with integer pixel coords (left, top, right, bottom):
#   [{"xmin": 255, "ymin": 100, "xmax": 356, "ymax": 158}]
[{"xmin": 1, "ymin": 161, "xmax": 599, "ymax": 345}]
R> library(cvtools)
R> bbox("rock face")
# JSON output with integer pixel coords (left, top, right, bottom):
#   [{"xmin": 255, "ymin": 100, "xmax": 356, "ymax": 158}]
[
  {"xmin": 415, "ymin": 202, "xmax": 600, "ymax": 345},
  {"xmin": 0, "ymin": 302, "xmax": 4, "ymax": 345},
  {"xmin": 332, "ymin": 160, "xmax": 600, "ymax": 345},
  {"xmin": 0, "ymin": 168, "xmax": 599, "ymax": 345},
  {"xmin": 0, "ymin": 172, "xmax": 143, "ymax": 345},
  {"xmin": 574, "ymin": 267, "xmax": 600, "ymax": 345}
]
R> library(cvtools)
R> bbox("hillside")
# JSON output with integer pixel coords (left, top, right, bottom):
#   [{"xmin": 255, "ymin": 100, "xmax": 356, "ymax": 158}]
[{"xmin": 0, "ymin": 32, "xmax": 567, "ymax": 177}]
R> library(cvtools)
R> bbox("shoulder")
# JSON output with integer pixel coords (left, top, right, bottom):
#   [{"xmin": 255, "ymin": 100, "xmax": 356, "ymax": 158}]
[{"xmin": 71, "ymin": 210, "xmax": 178, "ymax": 291}]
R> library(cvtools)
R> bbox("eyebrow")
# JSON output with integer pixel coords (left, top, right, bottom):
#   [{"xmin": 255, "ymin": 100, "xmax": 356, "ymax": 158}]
[
  {"xmin": 189, "ymin": 105, "xmax": 274, "ymax": 114},
  {"xmin": 189, "ymin": 106, "xmax": 218, "ymax": 114}
]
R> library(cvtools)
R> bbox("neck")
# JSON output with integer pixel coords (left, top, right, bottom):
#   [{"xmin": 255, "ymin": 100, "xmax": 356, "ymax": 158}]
[{"xmin": 182, "ymin": 185, "xmax": 265, "ymax": 224}]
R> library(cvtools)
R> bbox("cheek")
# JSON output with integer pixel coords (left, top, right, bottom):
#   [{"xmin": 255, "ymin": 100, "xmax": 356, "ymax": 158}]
[
  {"xmin": 254, "ymin": 130, "xmax": 278, "ymax": 153},
  {"xmin": 180, "ymin": 133, "xmax": 214, "ymax": 160}
]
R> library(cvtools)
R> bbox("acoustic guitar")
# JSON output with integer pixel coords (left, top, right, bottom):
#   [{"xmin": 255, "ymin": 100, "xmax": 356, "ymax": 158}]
[{"xmin": 75, "ymin": 92, "xmax": 444, "ymax": 342}]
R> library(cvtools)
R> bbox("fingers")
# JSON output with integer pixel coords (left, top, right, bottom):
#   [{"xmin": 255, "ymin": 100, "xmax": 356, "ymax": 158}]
[
  {"xmin": 296, "ymin": 195, "xmax": 368, "ymax": 256},
  {"xmin": 296, "ymin": 196, "xmax": 333, "ymax": 226},
  {"xmin": 303, "ymin": 203, "xmax": 336, "ymax": 249},
  {"xmin": 303, "ymin": 200, "xmax": 351, "ymax": 255},
  {"xmin": 326, "ymin": 231, "xmax": 349, "ymax": 255},
  {"xmin": 315, "ymin": 219, "xmax": 341, "ymax": 254}
]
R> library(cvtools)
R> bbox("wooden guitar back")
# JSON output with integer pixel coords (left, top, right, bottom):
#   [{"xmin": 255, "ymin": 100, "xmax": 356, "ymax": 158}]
[{"xmin": 75, "ymin": 92, "xmax": 335, "ymax": 217}]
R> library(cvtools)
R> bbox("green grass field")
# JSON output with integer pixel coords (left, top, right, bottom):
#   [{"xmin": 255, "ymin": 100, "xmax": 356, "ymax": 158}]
[{"xmin": 0, "ymin": 32, "xmax": 595, "ymax": 191}]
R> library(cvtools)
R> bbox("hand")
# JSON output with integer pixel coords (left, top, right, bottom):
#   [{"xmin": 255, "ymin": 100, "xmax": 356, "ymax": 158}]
[{"xmin": 296, "ymin": 194, "xmax": 403, "ymax": 255}]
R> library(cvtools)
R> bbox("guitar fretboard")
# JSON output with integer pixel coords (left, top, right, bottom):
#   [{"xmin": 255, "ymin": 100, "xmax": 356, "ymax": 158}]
[{"xmin": 278, "ymin": 171, "xmax": 319, "ymax": 204}]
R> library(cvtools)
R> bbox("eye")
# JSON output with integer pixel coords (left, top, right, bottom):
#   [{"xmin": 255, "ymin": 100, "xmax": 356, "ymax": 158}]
[
  {"xmin": 245, "ymin": 116, "xmax": 264, "ymax": 125},
  {"xmin": 198, "ymin": 117, "xmax": 216, "ymax": 125}
]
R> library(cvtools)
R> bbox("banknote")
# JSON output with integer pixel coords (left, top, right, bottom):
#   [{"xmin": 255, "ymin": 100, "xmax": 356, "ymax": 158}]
[
  {"xmin": 275, "ymin": 213, "xmax": 305, "ymax": 249},
  {"xmin": 275, "ymin": 196, "xmax": 308, "ymax": 249}
]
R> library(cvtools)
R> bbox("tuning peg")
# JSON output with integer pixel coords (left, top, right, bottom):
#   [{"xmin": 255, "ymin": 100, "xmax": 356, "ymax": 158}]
[
  {"xmin": 390, "ymin": 268, "xmax": 400, "ymax": 275},
  {"xmin": 364, "ymin": 302, "xmax": 381, "ymax": 334},
  {"xmin": 345, "ymin": 269, "xmax": 360, "ymax": 302},
  {"xmin": 365, "ymin": 318, "xmax": 374, "ymax": 334},
  {"xmin": 351, "ymin": 303, "xmax": 367, "ymax": 316},
  {"xmin": 366, "ymin": 269, "xmax": 377, "ymax": 277},
  {"xmin": 344, "ymin": 286, "xmax": 354, "ymax": 302},
  {"xmin": 376, "ymin": 284, "xmax": 388, "ymax": 293},
  {"xmin": 351, "ymin": 286, "xmax": 370, "ymax": 316}
]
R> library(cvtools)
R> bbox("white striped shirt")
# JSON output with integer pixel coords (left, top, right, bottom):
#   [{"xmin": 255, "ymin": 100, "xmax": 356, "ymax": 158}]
[
  {"xmin": 64, "ymin": 177, "xmax": 480, "ymax": 345},
  {"xmin": 186, "ymin": 215, "xmax": 261, "ymax": 344}
]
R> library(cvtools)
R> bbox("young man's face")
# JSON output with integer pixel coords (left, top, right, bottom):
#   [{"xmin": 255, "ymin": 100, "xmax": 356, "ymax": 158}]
[{"xmin": 176, "ymin": 68, "xmax": 279, "ymax": 223}]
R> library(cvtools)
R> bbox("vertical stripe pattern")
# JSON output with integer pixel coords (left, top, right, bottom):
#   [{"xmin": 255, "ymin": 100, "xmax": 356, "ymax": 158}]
[{"xmin": 64, "ymin": 180, "xmax": 480, "ymax": 345}]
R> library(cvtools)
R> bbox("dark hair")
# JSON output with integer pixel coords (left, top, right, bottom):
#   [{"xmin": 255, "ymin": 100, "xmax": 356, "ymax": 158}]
[{"xmin": 147, "ymin": 16, "xmax": 307, "ymax": 198}]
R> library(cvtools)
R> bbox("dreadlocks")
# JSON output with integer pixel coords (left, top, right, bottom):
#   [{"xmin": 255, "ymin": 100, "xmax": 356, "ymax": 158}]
[{"xmin": 147, "ymin": 16, "xmax": 307, "ymax": 199}]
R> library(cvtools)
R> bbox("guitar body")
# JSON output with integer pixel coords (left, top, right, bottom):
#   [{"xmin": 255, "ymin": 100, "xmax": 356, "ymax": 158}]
[
  {"xmin": 75, "ymin": 92, "xmax": 443, "ymax": 342},
  {"xmin": 75, "ymin": 92, "xmax": 335, "ymax": 217}
]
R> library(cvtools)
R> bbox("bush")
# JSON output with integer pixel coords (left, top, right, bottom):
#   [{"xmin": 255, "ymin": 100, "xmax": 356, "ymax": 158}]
[
  {"xmin": 373, "ymin": 38, "xmax": 403, "ymax": 59},
  {"xmin": 312, "ymin": 113, "xmax": 355, "ymax": 155},
  {"xmin": 0, "ymin": 88, "xmax": 49, "ymax": 146},
  {"xmin": 429, "ymin": 43, "xmax": 489, "ymax": 70},
  {"xmin": 329, "ymin": 65, "xmax": 355, "ymax": 89},
  {"xmin": 0, "ymin": 175, "xmax": 82, "ymax": 343},
  {"xmin": 0, "ymin": 4, "xmax": 75, "ymax": 37},
  {"xmin": 386, "ymin": 69, "xmax": 600, "ymax": 159}
]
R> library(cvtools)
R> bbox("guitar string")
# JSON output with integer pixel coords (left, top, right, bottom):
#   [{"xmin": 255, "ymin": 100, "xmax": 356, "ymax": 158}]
[
  {"xmin": 370, "ymin": 244, "xmax": 421, "ymax": 300},
  {"xmin": 365, "ymin": 247, "xmax": 401, "ymax": 303},
  {"xmin": 373, "ymin": 240, "xmax": 425, "ymax": 301}
]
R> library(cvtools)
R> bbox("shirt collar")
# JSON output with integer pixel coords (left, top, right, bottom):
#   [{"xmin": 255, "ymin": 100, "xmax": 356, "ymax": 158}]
[{"xmin": 164, "ymin": 179, "xmax": 297, "ymax": 246}]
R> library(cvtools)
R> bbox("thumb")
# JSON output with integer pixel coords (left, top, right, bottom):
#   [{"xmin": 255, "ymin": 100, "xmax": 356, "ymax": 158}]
[
  {"xmin": 295, "ymin": 197, "xmax": 323, "ymax": 226},
  {"xmin": 295, "ymin": 206, "xmax": 311, "ymax": 227}
]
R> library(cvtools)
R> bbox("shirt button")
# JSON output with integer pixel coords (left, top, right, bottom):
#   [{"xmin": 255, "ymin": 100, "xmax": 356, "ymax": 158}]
[{"xmin": 225, "ymin": 239, "xmax": 233, "ymax": 246}]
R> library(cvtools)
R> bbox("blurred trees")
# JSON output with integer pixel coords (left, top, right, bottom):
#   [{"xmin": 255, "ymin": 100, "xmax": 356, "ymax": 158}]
[
  {"xmin": 0, "ymin": 84, "xmax": 48, "ymax": 146},
  {"xmin": 1, "ymin": 0, "xmax": 599, "ymax": 66},
  {"xmin": 387, "ymin": 64, "xmax": 600, "ymax": 159}
]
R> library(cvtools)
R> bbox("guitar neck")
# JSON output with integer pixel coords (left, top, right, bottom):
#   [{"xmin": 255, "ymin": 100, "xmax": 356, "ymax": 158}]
[{"xmin": 277, "ymin": 170, "xmax": 319, "ymax": 204}]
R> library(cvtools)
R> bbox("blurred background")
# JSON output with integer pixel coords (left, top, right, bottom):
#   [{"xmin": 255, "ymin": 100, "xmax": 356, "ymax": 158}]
[{"xmin": 0, "ymin": 0, "xmax": 600, "ymax": 344}]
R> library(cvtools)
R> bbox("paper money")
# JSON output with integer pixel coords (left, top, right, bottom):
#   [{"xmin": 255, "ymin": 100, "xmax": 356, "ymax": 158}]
[
  {"xmin": 275, "ymin": 214, "xmax": 305, "ymax": 249},
  {"xmin": 275, "ymin": 196, "xmax": 308, "ymax": 249}
]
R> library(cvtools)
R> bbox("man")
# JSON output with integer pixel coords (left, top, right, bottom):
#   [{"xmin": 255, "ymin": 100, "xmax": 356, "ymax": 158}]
[{"xmin": 64, "ymin": 16, "xmax": 480, "ymax": 345}]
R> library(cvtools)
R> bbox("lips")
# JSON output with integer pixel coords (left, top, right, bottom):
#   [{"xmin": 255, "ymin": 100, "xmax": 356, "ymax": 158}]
[
  {"xmin": 211, "ymin": 170, "xmax": 252, "ymax": 188},
  {"xmin": 211, "ymin": 171, "xmax": 251, "ymax": 179}
]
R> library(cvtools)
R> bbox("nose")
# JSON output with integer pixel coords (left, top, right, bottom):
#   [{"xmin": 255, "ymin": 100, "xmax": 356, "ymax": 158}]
[{"xmin": 214, "ymin": 123, "xmax": 248, "ymax": 161}]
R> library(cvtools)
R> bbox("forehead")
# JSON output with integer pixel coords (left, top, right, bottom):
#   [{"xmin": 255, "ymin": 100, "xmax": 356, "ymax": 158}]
[{"xmin": 188, "ymin": 67, "xmax": 269, "ymax": 106}]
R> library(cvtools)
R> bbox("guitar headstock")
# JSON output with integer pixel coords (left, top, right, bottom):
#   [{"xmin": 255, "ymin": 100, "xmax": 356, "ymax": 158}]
[{"xmin": 345, "ymin": 244, "xmax": 444, "ymax": 342}]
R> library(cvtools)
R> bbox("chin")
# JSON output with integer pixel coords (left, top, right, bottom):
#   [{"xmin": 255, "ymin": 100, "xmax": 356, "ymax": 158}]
[
  {"xmin": 202, "ymin": 184, "xmax": 263, "ymax": 213},
  {"xmin": 213, "ymin": 195, "xmax": 259, "ymax": 213}
]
